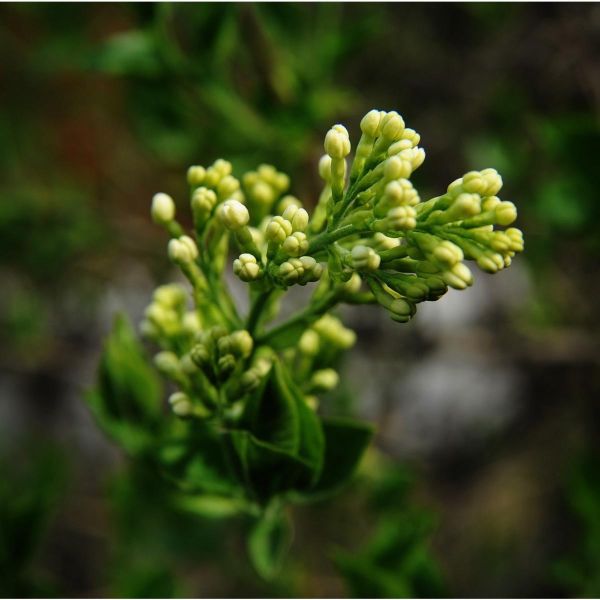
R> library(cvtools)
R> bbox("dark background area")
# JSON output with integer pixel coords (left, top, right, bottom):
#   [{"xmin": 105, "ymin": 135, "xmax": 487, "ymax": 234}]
[{"xmin": 1, "ymin": 3, "xmax": 599, "ymax": 598}]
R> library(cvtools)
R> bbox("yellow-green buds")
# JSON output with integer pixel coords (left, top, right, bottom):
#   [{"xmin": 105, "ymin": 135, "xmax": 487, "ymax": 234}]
[
  {"xmin": 433, "ymin": 240, "xmax": 463, "ymax": 268},
  {"xmin": 187, "ymin": 166, "xmax": 206, "ymax": 187},
  {"xmin": 190, "ymin": 343, "xmax": 210, "ymax": 368},
  {"xmin": 151, "ymin": 193, "xmax": 175, "ymax": 225},
  {"xmin": 385, "ymin": 179, "xmax": 420, "ymax": 206},
  {"xmin": 441, "ymin": 262, "xmax": 473, "ymax": 289},
  {"xmin": 310, "ymin": 368, "xmax": 339, "ymax": 392},
  {"xmin": 242, "ymin": 164, "xmax": 290, "ymax": 220},
  {"xmin": 168, "ymin": 235, "xmax": 198, "ymax": 265},
  {"xmin": 388, "ymin": 298, "xmax": 417, "ymax": 323},
  {"xmin": 233, "ymin": 253, "xmax": 262, "ymax": 282},
  {"xmin": 182, "ymin": 311, "xmax": 201, "ymax": 336},
  {"xmin": 368, "ymin": 278, "xmax": 417, "ymax": 323},
  {"xmin": 384, "ymin": 155, "xmax": 411, "ymax": 180},
  {"xmin": 154, "ymin": 351, "xmax": 181, "ymax": 380},
  {"xmin": 265, "ymin": 216, "xmax": 293, "ymax": 244},
  {"xmin": 505, "ymin": 228, "xmax": 524, "ymax": 252},
  {"xmin": 282, "ymin": 232, "xmax": 309, "ymax": 257},
  {"xmin": 299, "ymin": 329, "xmax": 320, "ymax": 356},
  {"xmin": 312, "ymin": 314, "xmax": 356, "ymax": 349},
  {"xmin": 380, "ymin": 111, "xmax": 405, "ymax": 141},
  {"xmin": 325, "ymin": 124, "xmax": 351, "ymax": 203},
  {"xmin": 318, "ymin": 155, "xmax": 332, "ymax": 181},
  {"xmin": 226, "ymin": 330, "xmax": 254, "ymax": 358},
  {"xmin": 448, "ymin": 168, "xmax": 503, "ymax": 198},
  {"xmin": 374, "ymin": 206, "xmax": 417, "ymax": 232},
  {"xmin": 372, "ymin": 233, "xmax": 401, "ymax": 252},
  {"xmin": 191, "ymin": 187, "xmax": 217, "ymax": 223},
  {"xmin": 324, "ymin": 124, "xmax": 351, "ymax": 159},
  {"xmin": 217, "ymin": 175, "xmax": 241, "ymax": 200},
  {"xmin": 153, "ymin": 284, "xmax": 186, "ymax": 309},
  {"xmin": 282, "ymin": 205, "xmax": 309, "ymax": 232},
  {"xmin": 349, "ymin": 245, "xmax": 381, "ymax": 272},
  {"xmin": 494, "ymin": 201, "xmax": 517, "ymax": 226},
  {"xmin": 168, "ymin": 391, "xmax": 193, "ymax": 417},
  {"xmin": 360, "ymin": 109, "xmax": 382, "ymax": 138},
  {"xmin": 278, "ymin": 256, "xmax": 323, "ymax": 285},
  {"xmin": 217, "ymin": 199, "xmax": 250, "ymax": 231}
]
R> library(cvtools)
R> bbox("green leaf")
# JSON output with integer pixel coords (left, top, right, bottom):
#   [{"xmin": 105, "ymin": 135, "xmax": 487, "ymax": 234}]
[
  {"xmin": 248, "ymin": 507, "xmax": 293, "ymax": 580},
  {"xmin": 242, "ymin": 359, "xmax": 301, "ymax": 454},
  {"xmin": 156, "ymin": 421, "xmax": 240, "ymax": 497},
  {"xmin": 234, "ymin": 359, "xmax": 325, "ymax": 501},
  {"xmin": 87, "ymin": 313, "xmax": 162, "ymax": 453},
  {"xmin": 335, "ymin": 555, "xmax": 411, "ymax": 599},
  {"xmin": 224, "ymin": 430, "xmax": 315, "ymax": 504},
  {"xmin": 274, "ymin": 360, "xmax": 324, "ymax": 485},
  {"xmin": 93, "ymin": 30, "xmax": 164, "ymax": 77},
  {"xmin": 305, "ymin": 416, "xmax": 374, "ymax": 499}
]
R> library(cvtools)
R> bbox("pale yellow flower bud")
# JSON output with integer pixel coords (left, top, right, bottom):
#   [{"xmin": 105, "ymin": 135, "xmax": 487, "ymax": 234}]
[
  {"xmin": 324, "ymin": 124, "xmax": 351, "ymax": 158},
  {"xmin": 282, "ymin": 232, "xmax": 309, "ymax": 257},
  {"xmin": 169, "ymin": 392, "xmax": 193, "ymax": 417},
  {"xmin": 217, "ymin": 199, "xmax": 250, "ymax": 230},
  {"xmin": 151, "ymin": 193, "xmax": 175, "ymax": 225},
  {"xmin": 187, "ymin": 166, "xmax": 206, "ymax": 187},
  {"xmin": 233, "ymin": 253, "xmax": 261, "ymax": 281},
  {"xmin": 350, "ymin": 245, "xmax": 381, "ymax": 272},
  {"xmin": 360, "ymin": 109, "xmax": 382, "ymax": 137}
]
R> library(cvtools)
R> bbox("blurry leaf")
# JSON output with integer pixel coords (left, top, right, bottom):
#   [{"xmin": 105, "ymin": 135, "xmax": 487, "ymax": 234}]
[
  {"xmin": 93, "ymin": 30, "xmax": 164, "ymax": 77},
  {"xmin": 113, "ymin": 564, "xmax": 183, "ymax": 598},
  {"xmin": 248, "ymin": 506, "xmax": 293, "ymax": 580},
  {"xmin": 0, "ymin": 445, "xmax": 67, "ymax": 596},
  {"xmin": 157, "ymin": 421, "xmax": 240, "ymax": 497},
  {"xmin": 274, "ymin": 359, "xmax": 325, "ymax": 485},
  {"xmin": 335, "ymin": 555, "xmax": 411, "ymax": 599},
  {"xmin": 224, "ymin": 430, "xmax": 315, "ymax": 505},
  {"xmin": 536, "ymin": 178, "xmax": 587, "ymax": 231},
  {"xmin": 242, "ymin": 359, "xmax": 301, "ymax": 454},
  {"xmin": 303, "ymin": 417, "xmax": 374, "ymax": 499},
  {"xmin": 235, "ymin": 360, "xmax": 325, "ymax": 501},
  {"xmin": 335, "ymin": 463, "xmax": 444, "ymax": 599},
  {"xmin": 87, "ymin": 313, "xmax": 163, "ymax": 454},
  {"xmin": 175, "ymin": 494, "xmax": 248, "ymax": 519}
]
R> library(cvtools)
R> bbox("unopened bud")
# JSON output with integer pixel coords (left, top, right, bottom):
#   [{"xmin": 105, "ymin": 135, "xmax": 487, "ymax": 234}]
[
  {"xmin": 169, "ymin": 392, "xmax": 193, "ymax": 417},
  {"xmin": 151, "ymin": 193, "xmax": 175, "ymax": 225},
  {"xmin": 360, "ymin": 109, "xmax": 382, "ymax": 137},
  {"xmin": 350, "ymin": 245, "xmax": 381, "ymax": 272},
  {"xmin": 187, "ymin": 166, "xmax": 206, "ymax": 187},
  {"xmin": 311, "ymin": 368, "xmax": 339, "ymax": 392},
  {"xmin": 233, "ymin": 253, "xmax": 261, "ymax": 282},
  {"xmin": 324, "ymin": 124, "xmax": 351, "ymax": 158}
]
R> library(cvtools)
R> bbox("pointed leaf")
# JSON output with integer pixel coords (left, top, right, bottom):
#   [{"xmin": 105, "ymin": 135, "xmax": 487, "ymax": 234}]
[{"xmin": 248, "ymin": 508, "xmax": 293, "ymax": 580}]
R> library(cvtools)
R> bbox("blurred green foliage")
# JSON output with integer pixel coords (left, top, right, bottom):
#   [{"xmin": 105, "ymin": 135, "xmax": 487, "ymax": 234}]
[
  {"xmin": 88, "ymin": 4, "xmax": 381, "ymax": 173},
  {"xmin": 554, "ymin": 455, "xmax": 600, "ymax": 597},
  {"xmin": 1, "ymin": 3, "xmax": 599, "ymax": 597},
  {"xmin": 336, "ymin": 466, "xmax": 444, "ymax": 599},
  {"xmin": 87, "ymin": 314, "xmax": 374, "ymax": 581},
  {"xmin": 0, "ymin": 446, "xmax": 67, "ymax": 598}
]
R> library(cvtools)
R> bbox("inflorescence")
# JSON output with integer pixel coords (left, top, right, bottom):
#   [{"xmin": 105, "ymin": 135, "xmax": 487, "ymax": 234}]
[{"xmin": 144, "ymin": 109, "xmax": 524, "ymax": 419}]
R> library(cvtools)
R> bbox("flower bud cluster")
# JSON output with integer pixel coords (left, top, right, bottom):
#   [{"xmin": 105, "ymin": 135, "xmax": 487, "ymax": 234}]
[
  {"xmin": 242, "ymin": 164, "xmax": 290, "ymax": 222},
  {"xmin": 188, "ymin": 159, "xmax": 243, "ymax": 202},
  {"xmin": 308, "ymin": 111, "xmax": 524, "ymax": 323},
  {"xmin": 143, "ymin": 107, "xmax": 523, "ymax": 426},
  {"xmin": 140, "ymin": 284, "xmax": 189, "ymax": 342}
]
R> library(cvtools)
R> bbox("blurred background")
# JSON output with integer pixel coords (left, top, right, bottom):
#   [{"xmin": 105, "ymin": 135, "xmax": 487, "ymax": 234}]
[{"xmin": 1, "ymin": 3, "xmax": 599, "ymax": 597}]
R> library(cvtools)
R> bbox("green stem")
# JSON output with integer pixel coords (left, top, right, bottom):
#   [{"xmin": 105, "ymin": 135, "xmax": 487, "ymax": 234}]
[
  {"xmin": 246, "ymin": 287, "xmax": 276, "ymax": 336},
  {"xmin": 257, "ymin": 290, "xmax": 338, "ymax": 349},
  {"xmin": 307, "ymin": 224, "xmax": 369, "ymax": 255}
]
